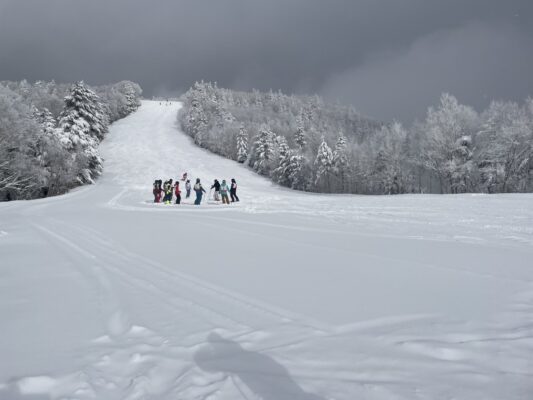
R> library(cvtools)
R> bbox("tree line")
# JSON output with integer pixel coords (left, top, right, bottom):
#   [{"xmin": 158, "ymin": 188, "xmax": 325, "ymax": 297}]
[
  {"xmin": 178, "ymin": 82, "xmax": 533, "ymax": 194},
  {"xmin": 0, "ymin": 80, "xmax": 142, "ymax": 200}
]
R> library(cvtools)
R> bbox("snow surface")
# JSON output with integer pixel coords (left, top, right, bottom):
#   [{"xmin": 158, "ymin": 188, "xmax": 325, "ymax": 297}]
[{"xmin": 1, "ymin": 100, "xmax": 532, "ymax": 400}]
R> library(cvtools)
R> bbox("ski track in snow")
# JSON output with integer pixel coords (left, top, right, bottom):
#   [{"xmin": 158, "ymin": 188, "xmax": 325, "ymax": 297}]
[{"xmin": 1, "ymin": 101, "xmax": 533, "ymax": 400}]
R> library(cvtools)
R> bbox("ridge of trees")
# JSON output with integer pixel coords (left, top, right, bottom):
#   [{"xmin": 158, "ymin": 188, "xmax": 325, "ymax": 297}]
[
  {"xmin": 178, "ymin": 82, "xmax": 533, "ymax": 194},
  {"xmin": 0, "ymin": 80, "xmax": 142, "ymax": 200}
]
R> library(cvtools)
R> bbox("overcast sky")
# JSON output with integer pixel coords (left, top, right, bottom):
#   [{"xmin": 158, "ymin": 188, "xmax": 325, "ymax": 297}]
[{"xmin": 0, "ymin": 0, "xmax": 531, "ymax": 122}]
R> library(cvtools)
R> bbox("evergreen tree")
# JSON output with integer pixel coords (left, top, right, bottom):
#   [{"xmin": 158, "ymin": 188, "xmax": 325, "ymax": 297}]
[
  {"xmin": 272, "ymin": 136, "xmax": 292, "ymax": 186},
  {"xmin": 294, "ymin": 116, "xmax": 307, "ymax": 149},
  {"xmin": 60, "ymin": 81, "xmax": 109, "ymax": 141},
  {"xmin": 332, "ymin": 135, "xmax": 349, "ymax": 191},
  {"xmin": 58, "ymin": 82, "xmax": 106, "ymax": 183},
  {"xmin": 288, "ymin": 153, "xmax": 308, "ymax": 190},
  {"xmin": 251, "ymin": 125, "xmax": 275, "ymax": 175},
  {"xmin": 314, "ymin": 138, "xmax": 334, "ymax": 191},
  {"xmin": 236, "ymin": 125, "xmax": 248, "ymax": 163}
]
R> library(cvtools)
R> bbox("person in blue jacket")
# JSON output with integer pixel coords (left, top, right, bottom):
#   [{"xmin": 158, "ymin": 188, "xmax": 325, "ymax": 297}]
[{"xmin": 193, "ymin": 178, "xmax": 206, "ymax": 205}]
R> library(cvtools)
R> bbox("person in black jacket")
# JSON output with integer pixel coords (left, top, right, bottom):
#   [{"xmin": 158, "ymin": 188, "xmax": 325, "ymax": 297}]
[
  {"xmin": 230, "ymin": 178, "xmax": 239, "ymax": 202},
  {"xmin": 211, "ymin": 179, "xmax": 221, "ymax": 201}
]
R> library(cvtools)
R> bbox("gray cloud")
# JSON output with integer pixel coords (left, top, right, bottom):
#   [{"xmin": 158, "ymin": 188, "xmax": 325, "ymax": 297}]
[
  {"xmin": 321, "ymin": 22, "xmax": 533, "ymax": 122},
  {"xmin": 0, "ymin": 0, "xmax": 531, "ymax": 122}
]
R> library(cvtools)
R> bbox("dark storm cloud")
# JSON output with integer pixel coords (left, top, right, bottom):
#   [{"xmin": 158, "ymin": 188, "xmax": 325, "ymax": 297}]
[
  {"xmin": 0, "ymin": 0, "xmax": 532, "ymax": 121},
  {"xmin": 321, "ymin": 21, "xmax": 533, "ymax": 121}
]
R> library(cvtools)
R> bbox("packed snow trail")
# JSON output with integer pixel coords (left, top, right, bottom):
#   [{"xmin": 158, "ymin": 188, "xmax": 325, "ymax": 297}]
[{"xmin": 1, "ymin": 101, "xmax": 532, "ymax": 400}]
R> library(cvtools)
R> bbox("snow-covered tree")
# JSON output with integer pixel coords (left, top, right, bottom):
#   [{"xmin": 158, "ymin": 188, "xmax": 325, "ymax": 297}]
[
  {"xmin": 31, "ymin": 107, "xmax": 57, "ymax": 168},
  {"xmin": 176, "ymin": 83, "xmax": 533, "ymax": 195},
  {"xmin": 32, "ymin": 107, "xmax": 56, "ymax": 136},
  {"xmin": 121, "ymin": 81, "xmax": 142, "ymax": 115},
  {"xmin": 60, "ymin": 81, "xmax": 109, "ymax": 141},
  {"xmin": 288, "ymin": 153, "xmax": 309, "ymax": 190},
  {"xmin": 272, "ymin": 136, "xmax": 291, "ymax": 186},
  {"xmin": 236, "ymin": 125, "xmax": 248, "ymax": 163},
  {"xmin": 294, "ymin": 116, "xmax": 307, "ymax": 149},
  {"xmin": 366, "ymin": 122, "xmax": 410, "ymax": 194},
  {"xmin": 94, "ymin": 80, "xmax": 143, "ymax": 122},
  {"xmin": 332, "ymin": 135, "xmax": 349, "ymax": 192},
  {"xmin": 0, "ymin": 86, "xmax": 46, "ymax": 199},
  {"xmin": 314, "ymin": 138, "xmax": 334, "ymax": 191},
  {"xmin": 420, "ymin": 93, "xmax": 479, "ymax": 193},
  {"xmin": 58, "ymin": 82, "xmax": 107, "ymax": 183},
  {"xmin": 477, "ymin": 101, "xmax": 532, "ymax": 192},
  {"xmin": 250, "ymin": 125, "xmax": 275, "ymax": 175},
  {"xmin": 1, "ymin": 79, "xmax": 142, "ymax": 200},
  {"xmin": 449, "ymin": 135, "xmax": 474, "ymax": 193}
]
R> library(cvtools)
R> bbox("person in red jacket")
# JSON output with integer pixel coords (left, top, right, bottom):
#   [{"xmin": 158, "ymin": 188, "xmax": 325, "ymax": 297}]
[
  {"xmin": 153, "ymin": 180, "xmax": 163, "ymax": 203},
  {"xmin": 174, "ymin": 181, "xmax": 182, "ymax": 204}
]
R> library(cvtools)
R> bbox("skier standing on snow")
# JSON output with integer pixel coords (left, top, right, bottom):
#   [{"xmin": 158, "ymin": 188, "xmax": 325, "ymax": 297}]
[
  {"xmin": 161, "ymin": 180, "xmax": 167, "ymax": 203},
  {"xmin": 220, "ymin": 179, "xmax": 230, "ymax": 204},
  {"xmin": 153, "ymin": 180, "xmax": 163, "ymax": 203},
  {"xmin": 193, "ymin": 178, "xmax": 206, "ymax": 205},
  {"xmin": 174, "ymin": 181, "xmax": 181, "ymax": 204},
  {"xmin": 185, "ymin": 179, "xmax": 191, "ymax": 199},
  {"xmin": 163, "ymin": 179, "xmax": 173, "ymax": 204},
  {"xmin": 211, "ymin": 179, "xmax": 221, "ymax": 201},
  {"xmin": 230, "ymin": 178, "xmax": 239, "ymax": 202}
]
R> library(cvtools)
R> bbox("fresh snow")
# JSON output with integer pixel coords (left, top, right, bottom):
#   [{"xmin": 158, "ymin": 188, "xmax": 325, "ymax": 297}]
[{"xmin": 1, "ymin": 100, "xmax": 532, "ymax": 400}]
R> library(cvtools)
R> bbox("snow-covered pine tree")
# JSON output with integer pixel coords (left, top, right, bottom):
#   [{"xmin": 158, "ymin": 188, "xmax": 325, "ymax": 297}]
[
  {"xmin": 188, "ymin": 99, "xmax": 209, "ymax": 147},
  {"xmin": 60, "ymin": 81, "xmax": 109, "ymax": 141},
  {"xmin": 123, "ymin": 82, "xmax": 141, "ymax": 115},
  {"xmin": 288, "ymin": 153, "xmax": 308, "ymax": 190},
  {"xmin": 294, "ymin": 115, "xmax": 307, "ymax": 149},
  {"xmin": 272, "ymin": 136, "xmax": 292, "ymax": 186},
  {"xmin": 332, "ymin": 135, "xmax": 349, "ymax": 191},
  {"xmin": 251, "ymin": 125, "xmax": 275, "ymax": 175},
  {"xmin": 314, "ymin": 137, "xmax": 334, "ymax": 191},
  {"xmin": 58, "ymin": 82, "xmax": 107, "ymax": 183},
  {"xmin": 236, "ymin": 125, "xmax": 248, "ymax": 163}
]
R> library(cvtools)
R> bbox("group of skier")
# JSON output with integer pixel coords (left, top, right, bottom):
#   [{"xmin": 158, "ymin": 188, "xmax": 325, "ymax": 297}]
[
  {"xmin": 152, "ymin": 174, "xmax": 239, "ymax": 206},
  {"xmin": 210, "ymin": 178, "xmax": 239, "ymax": 204}
]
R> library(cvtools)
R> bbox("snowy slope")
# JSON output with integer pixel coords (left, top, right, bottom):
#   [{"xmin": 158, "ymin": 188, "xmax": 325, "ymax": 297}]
[{"xmin": 1, "ymin": 101, "xmax": 532, "ymax": 400}]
